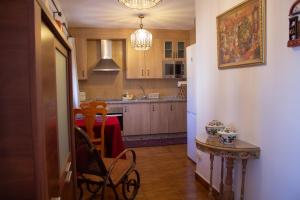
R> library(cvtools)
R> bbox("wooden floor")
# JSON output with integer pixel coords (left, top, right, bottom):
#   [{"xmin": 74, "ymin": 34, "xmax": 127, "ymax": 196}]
[{"xmin": 80, "ymin": 144, "xmax": 209, "ymax": 200}]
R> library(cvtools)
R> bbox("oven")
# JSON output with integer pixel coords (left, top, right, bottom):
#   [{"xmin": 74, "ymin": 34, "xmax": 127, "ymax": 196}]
[{"xmin": 106, "ymin": 106, "xmax": 123, "ymax": 131}]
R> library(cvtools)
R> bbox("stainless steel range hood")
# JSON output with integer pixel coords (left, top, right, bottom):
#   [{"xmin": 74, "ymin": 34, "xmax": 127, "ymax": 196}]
[{"xmin": 93, "ymin": 40, "xmax": 120, "ymax": 72}]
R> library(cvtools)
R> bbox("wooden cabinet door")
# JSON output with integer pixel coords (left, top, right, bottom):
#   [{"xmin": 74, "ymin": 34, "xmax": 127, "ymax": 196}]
[
  {"xmin": 123, "ymin": 103, "xmax": 150, "ymax": 135},
  {"xmin": 126, "ymin": 39, "xmax": 145, "ymax": 79},
  {"xmin": 150, "ymin": 103, "xmax": 169, "ymax": 134},
  {"xmin": 163, "ymin": 40, "xmax": 174, "ymax": 60},
  {"xmin": 168, "ymin": 102, "xmax": 187, "ymax": 133},
  {"xmin": 75, "ymin": 38, "xmax": 88, "ymax": 80},
  {"xmin": 145, "ymin": 39, "xmax": 163, "ymax": 78},
  {"xmin": 175, "ymin": 40, "xmax": 187, "ymax": 61}
]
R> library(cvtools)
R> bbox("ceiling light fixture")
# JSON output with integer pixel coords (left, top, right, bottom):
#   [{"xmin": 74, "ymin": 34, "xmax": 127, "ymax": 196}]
[
  {"xmin": 118, "ymin": 0, "xmax": 162, "ymax": 10},
  {"xmin": 131, "ymin": 15, "xmax": 152, "ymax": 51}
]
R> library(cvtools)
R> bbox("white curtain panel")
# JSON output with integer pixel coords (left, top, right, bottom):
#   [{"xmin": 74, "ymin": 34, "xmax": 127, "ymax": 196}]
[{"xmin": 68, "ymin": 37, "xmax": 80, "ymax": 108}]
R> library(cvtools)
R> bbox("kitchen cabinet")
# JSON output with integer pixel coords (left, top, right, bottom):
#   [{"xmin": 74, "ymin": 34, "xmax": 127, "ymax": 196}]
[
  {"xmin": 126, "ymin": 39, "xmax": 163, "ymax": 79},
  {"xmin": 75, "ymin": 38, "xmax": 88, "ymax": 80},
  {"xmin": 123, "ymin": 103, "xmax": 151, "ymax": 135},
  {"xmin": 168, "ymin": 102, "xmax": 187, "ymax": 133},
  {"xmin": 150, "ymin": 103, "xmax": 169, "ymax": 134},
  {"xmin": 163, "ymin": 40, "xmax": 187, "ymax": 61}
]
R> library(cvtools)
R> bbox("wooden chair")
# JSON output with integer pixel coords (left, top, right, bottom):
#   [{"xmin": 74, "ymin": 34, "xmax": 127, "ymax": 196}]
[
  {"xmin": 74, "ymin": 105, "xmax": 107, "ymax": 157},
  {"xmin": 75, "ymin": 126, "xmax": 140, "ymax": 200},
  {"xmin": 80, "ymin": 101, "xmax": 107, "ymax": 109}
]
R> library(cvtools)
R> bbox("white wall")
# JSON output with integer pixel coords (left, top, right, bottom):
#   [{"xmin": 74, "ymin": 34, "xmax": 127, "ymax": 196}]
[{"xmin": 194, "ymin": 0, "xmax": 300, "ymax": 199}]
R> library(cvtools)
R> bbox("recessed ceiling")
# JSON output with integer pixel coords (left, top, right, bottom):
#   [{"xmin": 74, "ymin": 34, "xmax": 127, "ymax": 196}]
[{"xmin": 59, "ymin": 0, "xmax": 195, "ymax": 30}]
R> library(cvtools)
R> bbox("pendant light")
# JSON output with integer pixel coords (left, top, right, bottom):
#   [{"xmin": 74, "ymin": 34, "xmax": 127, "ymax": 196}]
[
  {"xmin": 118, "ymin": 0, "xmax": 162, "ymax": 10},
  {"xmin": 131, "ymin": 15, "xmax": 152, "ymax": 51}
]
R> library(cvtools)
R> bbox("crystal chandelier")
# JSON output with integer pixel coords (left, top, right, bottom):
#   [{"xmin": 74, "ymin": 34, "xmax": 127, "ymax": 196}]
[
  {"xmin": 118, "ymin": 0, "xmax": 162, "ymax": 10},
  {"xmin": 131, "ymin": 15, "xmax": 152, "ymax": 51}
]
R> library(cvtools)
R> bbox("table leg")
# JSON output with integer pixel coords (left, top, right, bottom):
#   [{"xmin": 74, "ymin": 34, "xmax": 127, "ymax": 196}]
[
  {"xmin": 240, "ymin": 159, "xmax": 248, "ymax": 200},
  {"xmin": 209, "ymin": 153, "xmax": 215, "ymax": 200},
  {"xmin": 219, "ymin": 157, "xmax": 224, "ymax": 199},
  {"xmin": 223, "ymin": 158, "xmax": 234, "ymax": 200}
]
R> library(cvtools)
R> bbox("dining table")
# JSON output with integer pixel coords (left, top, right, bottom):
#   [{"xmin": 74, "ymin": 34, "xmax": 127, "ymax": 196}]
[{"xmin": 75, "ymin": 116, "xmax": 125, "ymax": 158}]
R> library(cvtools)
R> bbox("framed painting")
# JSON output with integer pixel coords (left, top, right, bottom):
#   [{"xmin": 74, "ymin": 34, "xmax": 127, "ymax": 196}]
[{"xmin": 217, "ymin": 0, "xmax": 266, "ymax": 68}]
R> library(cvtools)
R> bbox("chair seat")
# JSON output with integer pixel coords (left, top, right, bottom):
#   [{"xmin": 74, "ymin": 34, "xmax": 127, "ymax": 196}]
[{"xmin": 77, "ymin": 158, "xmax": 132, "ymax": 186}]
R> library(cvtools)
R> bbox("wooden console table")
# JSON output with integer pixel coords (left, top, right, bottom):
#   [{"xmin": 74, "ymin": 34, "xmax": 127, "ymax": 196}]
[{"xmin": 196, "ymin": 137, "xmax": 260, "ymax": 200}]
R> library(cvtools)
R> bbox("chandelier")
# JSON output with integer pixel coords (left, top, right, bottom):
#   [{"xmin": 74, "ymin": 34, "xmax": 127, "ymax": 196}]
[
  {"xmin": 131, "ymin": 15, "xmax": 152, "ymax": 51},
  {"xmin": 118, "ymin": 0, "xmax": 162, "ymax": 9}
]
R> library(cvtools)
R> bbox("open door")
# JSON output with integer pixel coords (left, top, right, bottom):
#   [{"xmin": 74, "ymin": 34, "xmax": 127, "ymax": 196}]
[{"xmin": 41, "ymin": 21, "xmax": 76, "ymax": 200}]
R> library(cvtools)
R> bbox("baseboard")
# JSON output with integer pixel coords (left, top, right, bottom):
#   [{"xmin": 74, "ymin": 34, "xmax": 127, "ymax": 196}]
[
  {"xmin": 194, "ymin": 172, "xmax": 219, "ymax": 197},
  {"xmin": 187, "ymin": 157, "xmax": 196, "ymax": 165}
]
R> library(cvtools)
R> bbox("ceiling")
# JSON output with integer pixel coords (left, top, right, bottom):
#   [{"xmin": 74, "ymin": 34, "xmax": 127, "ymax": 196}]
[{"xmin": 59, "ymin": 0, "xmax": 195, "ymax": 30}]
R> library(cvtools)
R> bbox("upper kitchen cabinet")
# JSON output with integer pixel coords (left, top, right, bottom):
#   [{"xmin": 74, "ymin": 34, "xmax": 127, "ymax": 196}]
[
  {"xmin": 126, "ymin": 39, "xmax": 145, "ymax": 79},
  {"xmin": 163, "ymin": 40, "xmax": 187, "ymax": 61},
  {"xmin": 75, "ymin": 38, "xmax": 88, "ymax": 80},
  {"xmin": 126, "ymin": 38, "xmax": 163, "ymax": 79},
  {"xmin": 144, "ymin": 39, "xmax": 163, "ymax": 78}
]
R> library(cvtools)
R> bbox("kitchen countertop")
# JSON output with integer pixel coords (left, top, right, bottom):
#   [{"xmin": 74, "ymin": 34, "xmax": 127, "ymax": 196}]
[{"xmin": 96, "ymin": 97, "xmax": 187, "ymax": 104}]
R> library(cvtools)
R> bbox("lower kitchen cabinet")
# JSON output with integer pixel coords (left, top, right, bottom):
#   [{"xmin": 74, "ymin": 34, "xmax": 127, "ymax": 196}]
[
  {"xmin": 150, "ymin": 103, "xmax": 169, "ymax": 134},
  {"xmin": 123, "ymin": 103, "xmax": 151, "ymax": 136},
  {"xmin": 120, "ymin": 102, "xmax": 186, "ymax": 136},
  {"xmin": 168, "ymin": 102, "xmax": 187, "ymax": 133}
]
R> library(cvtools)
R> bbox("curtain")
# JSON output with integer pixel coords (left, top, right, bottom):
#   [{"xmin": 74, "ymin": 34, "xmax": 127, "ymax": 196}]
[{"xmin": 68, "ymin": 37, "xmax": 80, "ymax": 108}]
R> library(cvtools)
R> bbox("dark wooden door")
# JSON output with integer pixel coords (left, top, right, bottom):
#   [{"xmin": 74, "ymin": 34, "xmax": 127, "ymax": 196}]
[{"xmin": 41, "ymin": 22, "xmax": 75, "ymax": 200}]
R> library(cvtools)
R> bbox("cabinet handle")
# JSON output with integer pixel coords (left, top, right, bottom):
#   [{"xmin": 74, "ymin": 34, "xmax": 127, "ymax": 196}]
[
  {"xmin": 124, "ymin": 106, "xmax": 127, "ymax": 112},
  {"xmin": 147, "ymin": 69, "xmax": 150, "ymax": 76},
  {"xmin": 170, "ymin": 105, "xmax": 173, "ymax": 111},
  {"xmin": 142, "ymin": 69, "xmax": 144, "ymax": 77},
  {"xmin": 152, "ymin": 105, "xmax": 155, "ymax": 111},
  {"xmin": 82, "ymin": 70, "xmax": 85, "ymax": 78}
]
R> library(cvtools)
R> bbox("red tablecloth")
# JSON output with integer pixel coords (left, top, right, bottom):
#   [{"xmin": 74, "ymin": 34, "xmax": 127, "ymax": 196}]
[{"xmin": 75, "ymin": 116, "xmax": 124, "ymax": 158}]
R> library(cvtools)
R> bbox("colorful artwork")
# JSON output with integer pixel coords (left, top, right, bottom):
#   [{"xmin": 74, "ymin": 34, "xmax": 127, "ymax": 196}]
[{"xmin": 217, "ymin": 0, "xmax": 266, "ymax": 68}]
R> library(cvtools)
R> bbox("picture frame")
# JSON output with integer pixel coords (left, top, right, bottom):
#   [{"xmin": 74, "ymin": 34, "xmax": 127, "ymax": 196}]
[{"xmin": 217, "ymin": 0, "xmax": 266, "ymax": 69}]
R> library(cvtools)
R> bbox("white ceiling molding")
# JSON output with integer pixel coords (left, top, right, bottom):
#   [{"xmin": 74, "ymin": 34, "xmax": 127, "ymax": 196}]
[{"xmin": 59, "ymin": 0, "xmax": 195, "ymax": 30}]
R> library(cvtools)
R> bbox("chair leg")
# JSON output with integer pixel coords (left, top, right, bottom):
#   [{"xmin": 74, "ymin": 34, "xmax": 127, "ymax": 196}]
[{"xmin": 122, "ymin": 170, "xmax": 140, "ymax": 200}]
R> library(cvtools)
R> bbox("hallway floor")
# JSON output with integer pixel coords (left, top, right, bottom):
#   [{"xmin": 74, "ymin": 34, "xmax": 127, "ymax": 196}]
[{"xmin": 81, "ymin": 144, "xmax": 209, "ymax": 200}]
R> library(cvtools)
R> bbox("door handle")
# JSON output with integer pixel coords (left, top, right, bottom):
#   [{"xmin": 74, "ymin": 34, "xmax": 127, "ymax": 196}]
[
  {"xmin": 65, "ymin": 171, "xmax": 72, "ymax": 183},
  {"xmin": 51, "ymin": 197, "xmax": 61, "ymax": 200},
  {"xmin": 65, "ymin": 162, "xmax": 71, "ymax": 173}
]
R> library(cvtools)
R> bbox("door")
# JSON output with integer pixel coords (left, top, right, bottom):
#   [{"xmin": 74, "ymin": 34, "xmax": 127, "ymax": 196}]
[
  {"xmin": 168, "ymin": 102, "xmax": 187, "ymax": 133},
  {"xmin": 145, "ymin": 39, "xmax": 163, "ymax": 78},
  {"xmin": 123, "ymin": 103, "xmax": 150, "ymax": 135},
  {"xmin": 75, "ymin": 38, "xmax": 88, "ymax": 80},
  {"xmin": 175, "ymin": 41, "xmax": 186, "ymax": 60},
  {"xmin": 163, "ymin": 40, "xmax": 174, "ymax": 60},
  {"xmin": 150, "ymin": 103, "xmax": 169, "ymax": 134},
  {"xmin": 41, "ymin": 22, "xmax": 75, "ymax": 200},
  {"xmin": 126, "ymin": 39, "xmax": 145, "ymax": 79},
  {"xmin": 187, "ymin": 112, "xmax": 197, "ymax": 162}
]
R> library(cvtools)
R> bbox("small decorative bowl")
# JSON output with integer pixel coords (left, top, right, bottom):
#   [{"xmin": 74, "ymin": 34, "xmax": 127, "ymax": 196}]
[
  {"xmin": 205, "ymin": 120, "xmax": 225, "ymax": 137},
  {"xmin": 217, "ymin": 127, "xmax": 238, "ymax": 144}
]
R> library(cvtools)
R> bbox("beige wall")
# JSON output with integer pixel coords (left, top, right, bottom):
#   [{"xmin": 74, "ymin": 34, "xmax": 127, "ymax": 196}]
[{"xmin": 79, "ymin": 40, "xmax": 179, "ymax": 100}]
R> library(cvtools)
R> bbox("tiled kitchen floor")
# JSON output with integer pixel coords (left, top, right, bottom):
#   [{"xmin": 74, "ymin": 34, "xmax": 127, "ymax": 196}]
[{"xmin": 80, "ymin": 144, "xmax": 209, "ymax": 200}]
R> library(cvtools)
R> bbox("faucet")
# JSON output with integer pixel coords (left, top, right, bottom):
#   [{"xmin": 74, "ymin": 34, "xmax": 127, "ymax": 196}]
[{"xmin": 139, "ymin": 85, "xmax": 147, "ymax": 99}]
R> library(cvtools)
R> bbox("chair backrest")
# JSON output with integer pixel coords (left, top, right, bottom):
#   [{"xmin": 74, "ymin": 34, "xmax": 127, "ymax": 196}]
[
  {"xmin": 74, "ymin": 126, "xmax": 108, "ymax": 176},
  {"xmin": 74, "ymin": 105, "xmax": 108, "ymax": 157}
]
